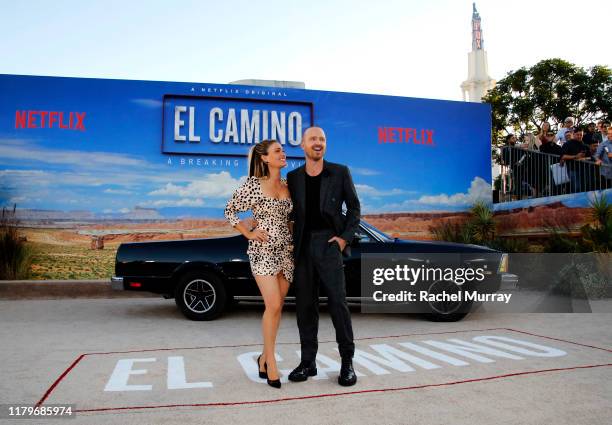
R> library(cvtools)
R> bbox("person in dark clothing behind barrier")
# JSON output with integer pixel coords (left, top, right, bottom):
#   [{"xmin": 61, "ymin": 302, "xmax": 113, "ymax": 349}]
[
  {"xmin": 573, "ymin": 127, "xmax": 599, "ymax": 192},
  {"xmin": 594, "ymin": 121, "xmax": 610, "ymax": 144},
  {"xmin": 560, "ymin": 128, "xmax": 590, "ymax": 193},
  {"xmin": 521, "ymin": 133, "xmax": 540, "ymax": 196},
  {"xmin": 501, "ymin": 134, "xmax": 518, "ymax": 164},
  {"xmin": 539, "ymin": 130, "xmax": 564, "ymax": 195},
  {"xmin": 286, "ymin": 126, "xmax": 360, "ymax": 387},
  {"xmin": 540, "ymin": 131, "xmax": 563, "ymax": 156},
  {"xmin": 501, "ymin": 134, "xmax": 526, "ymax": 197},
  {"xmin": 583, "ymin": 122, "xmax": 598, "ymax": 146},
  {"xmin": 594, "ymin": 126, "xmax": 612, "ymax": 188},
  {"xmin": 585, "ymin": 142, "xmax": 603, "ymax": 191}
]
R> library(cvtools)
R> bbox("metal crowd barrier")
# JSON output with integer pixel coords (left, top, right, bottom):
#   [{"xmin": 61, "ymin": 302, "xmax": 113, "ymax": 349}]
[{"xmin": 498, "ymin": 145, "xmax": 612, "ymax": 203}]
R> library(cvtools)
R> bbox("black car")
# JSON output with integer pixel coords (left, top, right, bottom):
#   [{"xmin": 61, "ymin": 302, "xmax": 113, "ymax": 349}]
[{"xmin": 111, "ymin": 219, "xmax": 508, "ymax": 322}]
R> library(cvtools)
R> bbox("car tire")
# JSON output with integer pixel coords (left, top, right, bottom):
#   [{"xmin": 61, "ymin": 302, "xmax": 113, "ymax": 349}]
[
  {"xmin": 175, "ymin": 271, "xmax": 227, "ymax": 321},
  {"xmin": 423, "ymin": 279, "xmax": 473, "ymax": 322},
  {"xmin": 425, "ymin": 311, "xmax": 470, "ymax": 322}
]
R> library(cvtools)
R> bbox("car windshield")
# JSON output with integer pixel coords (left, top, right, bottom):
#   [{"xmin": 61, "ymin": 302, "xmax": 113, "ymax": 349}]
[{"xmin": 360, "ymin": 220, "xmax": 394, "ymax": 242}]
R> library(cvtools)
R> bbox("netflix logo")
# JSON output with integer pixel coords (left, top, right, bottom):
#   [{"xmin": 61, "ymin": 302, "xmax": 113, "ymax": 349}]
[
  {"xmin": 15, "ymin": 110, "xmax": 86, "ymax": 131},
  {"xmin": 378, "ymin": 127, "xmax": 434, "ymax": 146}
]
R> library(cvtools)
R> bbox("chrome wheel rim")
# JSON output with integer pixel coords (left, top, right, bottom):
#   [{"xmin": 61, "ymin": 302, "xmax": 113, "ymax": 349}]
[
  {"xmin": 427, "ymin": 280, "xmax": 462, "ymax": 315},
  {"xmin": 183, "ymin": 279, "xmax": 216, "ymax": 313}
]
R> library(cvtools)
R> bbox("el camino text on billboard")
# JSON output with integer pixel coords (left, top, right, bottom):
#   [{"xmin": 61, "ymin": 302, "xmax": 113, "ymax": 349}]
[{"xmin": 162, "ymin": 95, "xmax": 313, "ymax": 157}]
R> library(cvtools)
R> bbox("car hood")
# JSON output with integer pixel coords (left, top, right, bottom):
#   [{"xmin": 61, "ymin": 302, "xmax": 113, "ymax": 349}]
[{"xmin": 393, "ymin": 238, "xmax": 501, "ymax": 253}]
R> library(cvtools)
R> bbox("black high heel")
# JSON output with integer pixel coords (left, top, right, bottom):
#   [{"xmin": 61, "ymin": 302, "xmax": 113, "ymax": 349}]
[
  {"xmin": 264, "ymin": 363, "xmax": 281, "ymax": 388},
  {"xmin": 265, "ymin": 362, "xmax": 281, "ymax": 389},
  {"xmin": 256, "ymin": 354, "xmax": 267, "ymax": 379}
]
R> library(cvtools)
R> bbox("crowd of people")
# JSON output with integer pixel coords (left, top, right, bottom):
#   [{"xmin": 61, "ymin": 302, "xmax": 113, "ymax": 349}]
[{"xmin": 500, "ymin": 119, "xmax": 612, "ymax": 200}]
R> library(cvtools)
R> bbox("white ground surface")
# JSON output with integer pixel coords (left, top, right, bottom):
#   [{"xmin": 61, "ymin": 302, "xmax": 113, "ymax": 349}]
[{"xmin": 0, "ymin": 298, "xmax": 610, "ymax": 425}]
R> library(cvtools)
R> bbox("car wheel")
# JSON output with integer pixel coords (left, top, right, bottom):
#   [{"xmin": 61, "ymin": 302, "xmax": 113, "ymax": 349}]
[
  {"xmin": 424, "ymin": 279, "xmax": 472, "ymax": 322},
  {"xmin": 175, "ymin": 271, "xmax": 227, "ymax": 321}
]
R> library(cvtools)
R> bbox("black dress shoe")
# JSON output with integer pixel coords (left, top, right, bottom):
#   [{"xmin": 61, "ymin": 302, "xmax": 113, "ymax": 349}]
[
  {"xmin": 256, "ymin": 354, "xmax": 267, "ymax": 379},
  {"xmin": 288, "ymin": 361, "xmax": 317, "ymax": 382},
  {"xmin": 338, "ymin": 358, "xmax": 357, "ymax": 386}
]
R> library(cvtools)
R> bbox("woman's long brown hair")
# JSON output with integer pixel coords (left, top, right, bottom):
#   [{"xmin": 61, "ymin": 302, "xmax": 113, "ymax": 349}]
[{"xmin": 247, "ymin": 139, "xmax": 278, "ymax": 178}]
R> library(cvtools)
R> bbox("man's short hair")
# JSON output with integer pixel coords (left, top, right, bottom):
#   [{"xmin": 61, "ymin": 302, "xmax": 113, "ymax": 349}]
[
  {"xmin": 302, "ymin": 125, "xmax": 324, "ymax": 138},
  {"xmin": 564, "ymin": 117, "xmax": 574, "ymax": 123}
]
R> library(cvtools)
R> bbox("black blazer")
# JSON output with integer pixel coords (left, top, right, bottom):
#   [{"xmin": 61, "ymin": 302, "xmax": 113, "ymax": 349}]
[{"xmin": 287, "ymin": 160, "xmax": 361, "ymax": 259}]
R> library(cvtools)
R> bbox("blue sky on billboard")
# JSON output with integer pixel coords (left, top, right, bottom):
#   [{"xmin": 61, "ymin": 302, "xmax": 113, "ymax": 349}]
[
  {"xmin": 2, "ymin": 0, "xmax": 608, "ymax": 219},
  {"xmin": 0, "ymin": 75, "xmax": 491, "ymax": 217}
]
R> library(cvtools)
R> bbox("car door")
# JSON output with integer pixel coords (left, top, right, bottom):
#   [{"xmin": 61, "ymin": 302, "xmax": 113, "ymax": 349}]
[{"xmin": 343, "ymin": 226, "xmax": 395, "ymax": 298}]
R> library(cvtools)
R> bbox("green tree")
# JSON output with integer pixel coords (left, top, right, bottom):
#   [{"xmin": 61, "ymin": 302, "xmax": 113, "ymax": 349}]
[{"xmin": 483, "ymin": 58, "xmax": 611, "ymax": 158}]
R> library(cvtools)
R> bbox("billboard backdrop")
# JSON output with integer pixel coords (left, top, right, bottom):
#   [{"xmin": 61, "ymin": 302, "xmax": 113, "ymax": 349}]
[
  {"xmin": 0, "ymin": 74, "xmax": 497, "ymax": 280},
  {"xmin": 0, "ymin": 74, "xmax": 492, "ymax": 225}
]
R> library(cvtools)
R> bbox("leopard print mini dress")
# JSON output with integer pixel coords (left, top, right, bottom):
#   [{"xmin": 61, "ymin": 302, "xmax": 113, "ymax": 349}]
[{"xmin": 224, "ymin": 176, "xmax": 294, "ymax": 283}]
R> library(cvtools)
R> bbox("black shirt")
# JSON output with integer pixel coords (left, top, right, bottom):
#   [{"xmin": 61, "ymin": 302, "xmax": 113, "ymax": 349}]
[
  {"xmin": 561, "ymin": 140, "xmax": 589, "ymax": 172},
  {"xmin": 593, "ymin": 132, "xmax": 604, "ymax": 144},
  {"xmin": 304, "ymin": 172, "xmax": 330, "ymax": 232},
  {"xmin": 583, "ymin": 131, "xmax": 596, "ymax": 146},
  {"xmin": 539, "ymin": 141, "xmax": 562, "ymax": 156}
]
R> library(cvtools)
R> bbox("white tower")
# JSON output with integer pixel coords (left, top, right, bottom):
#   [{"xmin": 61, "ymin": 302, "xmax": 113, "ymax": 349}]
[{"xmin": 461, "ymin": 3, "xmax": 495, "ymax": 102}]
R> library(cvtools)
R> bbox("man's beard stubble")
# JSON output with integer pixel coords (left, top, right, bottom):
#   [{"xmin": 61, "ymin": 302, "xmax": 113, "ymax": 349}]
[{"xmin": 306, "ymin": 152, "xmax": 324, "ymax": 162}]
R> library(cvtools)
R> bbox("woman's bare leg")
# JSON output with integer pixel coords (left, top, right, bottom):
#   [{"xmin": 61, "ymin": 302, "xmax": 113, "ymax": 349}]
[
  {"xmin": 278, "ymin": 271, "xmax": 290, "ymax": 303},
  {"xmin": 254, "ymin": 274, "xmax": 283, "ymax": 380},
  {"xmin": 267, "ymin": 272, "xmax": 290, "ymax": 379}
]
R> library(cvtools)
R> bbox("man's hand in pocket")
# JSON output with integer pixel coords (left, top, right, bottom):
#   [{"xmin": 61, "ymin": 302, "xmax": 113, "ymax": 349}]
[{"xmin": 328, "ymin": 236, "xmax": 346, "ymax": 252}]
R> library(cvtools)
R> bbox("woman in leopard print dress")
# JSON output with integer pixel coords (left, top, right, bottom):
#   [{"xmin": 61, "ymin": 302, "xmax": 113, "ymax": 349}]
[{"xmin": 224, "ymin": 139, "xmax": 293, "ymax": 388}]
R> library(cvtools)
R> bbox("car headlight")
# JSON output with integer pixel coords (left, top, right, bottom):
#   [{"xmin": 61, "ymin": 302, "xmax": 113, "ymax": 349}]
[{"xmin": 497, "ymin": 253, "xmax": 508, "ymax": 273}]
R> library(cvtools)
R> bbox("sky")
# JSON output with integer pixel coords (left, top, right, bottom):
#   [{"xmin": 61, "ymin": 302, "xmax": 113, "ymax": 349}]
[
  {"xmin": 1, "ymin": 0, "xmax": 610, "ymax": 217},
  {"xmin": 1, "ymin": 0, "xmax": 610, "ymax": 102}
]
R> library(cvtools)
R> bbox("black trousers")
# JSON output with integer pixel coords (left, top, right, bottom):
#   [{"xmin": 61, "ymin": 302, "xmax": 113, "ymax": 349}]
[{"xmin": 294, "ymin": 229, "xmax": 355, "ymax": 362}]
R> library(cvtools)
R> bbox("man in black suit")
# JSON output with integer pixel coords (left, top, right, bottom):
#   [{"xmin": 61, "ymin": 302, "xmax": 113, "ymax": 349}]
[{"xmin": 286, "ymin": 126, "xmax": 360, "ymax": 386}]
